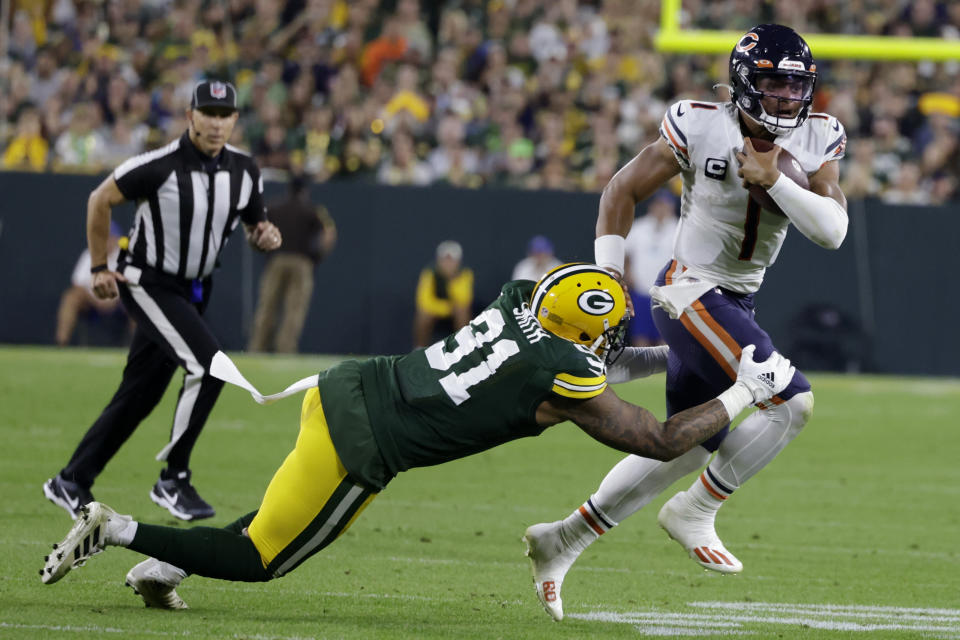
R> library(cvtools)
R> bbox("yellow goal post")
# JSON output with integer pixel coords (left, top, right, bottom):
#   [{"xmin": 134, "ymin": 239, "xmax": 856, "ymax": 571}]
[{"xmin": 655, "ymin": 0, "xmax": 960, "ymax": 61}]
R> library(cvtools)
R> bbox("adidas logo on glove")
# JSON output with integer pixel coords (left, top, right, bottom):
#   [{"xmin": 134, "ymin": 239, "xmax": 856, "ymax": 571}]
[{"xmin": 757, "ymin": 371, "xmax": 776, "ymax": 389}]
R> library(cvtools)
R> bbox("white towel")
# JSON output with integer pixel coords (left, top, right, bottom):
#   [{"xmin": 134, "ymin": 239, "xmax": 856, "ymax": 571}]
[
  {"xmin": 209, "ymin": 351, "xmax": 318, "ymax": 405},
  {"xmin": 648, "ymin": 272, "xmax": 717, "ymax": 320}
]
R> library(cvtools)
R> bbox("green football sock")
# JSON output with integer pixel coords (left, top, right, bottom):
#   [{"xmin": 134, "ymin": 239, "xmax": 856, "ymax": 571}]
[
  {"xmin": 223, "ymin": 510, "xmax": 258, "ymax": 535},
  {"xmin": 128, "ymin": 522, "xmax": 271, "ymax": 582}
]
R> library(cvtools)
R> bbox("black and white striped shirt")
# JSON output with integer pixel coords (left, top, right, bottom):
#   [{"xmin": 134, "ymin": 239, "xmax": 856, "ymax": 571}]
[{"xmin": 113, "ymin": 132, "xmax": 266, "ymax": 280}]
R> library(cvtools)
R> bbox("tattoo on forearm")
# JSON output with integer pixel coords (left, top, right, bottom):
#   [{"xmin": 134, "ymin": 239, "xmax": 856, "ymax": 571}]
[
  {"xmin": 660, "ymin": 400, "xmax": 730, "ymax": 457},
  {"xmin": 573, "ymin": 397, "xmax": 730, "ymax": 461}
]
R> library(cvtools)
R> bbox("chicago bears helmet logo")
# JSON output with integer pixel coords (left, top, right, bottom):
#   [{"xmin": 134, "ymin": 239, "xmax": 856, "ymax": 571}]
[
  {"xmin": 577, "ymin": 290, "xmax": 615, "ymax": 315},
  {"xmin": 736, "ymin": 33, "xmax": 759, "ymax": 52},
  {"xmin": 210, "ymin": 82, "xmax": 227, "ymax": 99}
]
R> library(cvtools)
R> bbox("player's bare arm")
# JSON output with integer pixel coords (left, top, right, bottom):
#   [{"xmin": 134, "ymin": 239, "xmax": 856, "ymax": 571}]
[
  {"xmin": 536, "ymin": 345, "xmax": 795, "ymax": 462},
  {"xmin": 86, "ymin": 176, "xmax": 128, "ymax": 300},
  {"xmin": 595, "ymin": 137, "xmax": 680, "ymax": 312},
  {"xmin": 537, "ymin": 389, "xmax": 731, "ymax": 462},
  {"xmin": 597, "ymin": 138, "xmax": 681, "ymax": 241}
]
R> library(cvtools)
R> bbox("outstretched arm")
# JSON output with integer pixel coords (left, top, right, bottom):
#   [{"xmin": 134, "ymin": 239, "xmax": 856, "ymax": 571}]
[
  {"xmin": 544, "ymin": 389, "xmax": 731, "ymax": 461},
  {"xmin": 537, "ymin": 346, "xmax": 795, "ymax": 461}
]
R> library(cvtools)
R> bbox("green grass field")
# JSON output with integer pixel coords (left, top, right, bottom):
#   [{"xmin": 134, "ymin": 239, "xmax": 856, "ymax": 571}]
[{"xmin": 1, "ymin": 346, "xmax": 958, "ymax": 639}]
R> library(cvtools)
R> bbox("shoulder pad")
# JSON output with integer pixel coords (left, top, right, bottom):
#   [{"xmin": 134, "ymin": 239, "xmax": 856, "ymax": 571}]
[
  {"xmin": 659, "ymin": 101, "xmax": 727, "ymax": 170},
  {"xmin": 808, "ymin": 113, "xmax": 847, "ymax": 163},
  {"xmin": 659, "ymin": 101, "xmax": 691, "ymax": 168},
  {"xmin": 551, "ymin": 343, "xmax": 607, "ymax": 399}
]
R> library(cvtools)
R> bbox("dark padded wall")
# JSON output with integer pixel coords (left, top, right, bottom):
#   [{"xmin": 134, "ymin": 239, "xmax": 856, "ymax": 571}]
[{"xmin": 1, "ymin": 172, "xmax": 956, "ymax": 376}]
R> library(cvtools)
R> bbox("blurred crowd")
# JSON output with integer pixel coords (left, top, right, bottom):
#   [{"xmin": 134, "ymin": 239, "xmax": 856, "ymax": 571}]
[{"xmin": 2, "ymin": 0, "xmax": 959, "ymax": 203}]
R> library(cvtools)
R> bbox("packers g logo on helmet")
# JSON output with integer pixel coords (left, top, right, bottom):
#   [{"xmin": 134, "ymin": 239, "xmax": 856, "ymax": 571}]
[
  {"xmin": 577, "ymin": 290, "xmax": 616, "ymax": 315},
  {"xmin": 530, "ymin": 263, "xmax": 628, "ymax": 358}
]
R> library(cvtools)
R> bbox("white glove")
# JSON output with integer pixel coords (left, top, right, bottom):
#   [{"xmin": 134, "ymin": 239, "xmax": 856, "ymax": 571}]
[
  {"xmin": 716, "ymin": 345, "xmax": 795, "ymax": 419},
  {"xmin": 736, "ymin": 344, "xmax": 794, "ymax": 402}
]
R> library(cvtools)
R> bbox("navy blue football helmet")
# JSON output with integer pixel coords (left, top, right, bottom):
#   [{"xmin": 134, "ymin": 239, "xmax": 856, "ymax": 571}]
[{"xmin": 729, "ymin": 24, "xmax": 817, "ymax": 135}]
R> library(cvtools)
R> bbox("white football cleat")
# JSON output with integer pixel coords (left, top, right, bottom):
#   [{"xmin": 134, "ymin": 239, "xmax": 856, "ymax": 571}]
[
  {"xmin": 523, "ymin": 521, "xmax": 579, "ymax": 621},
  {"xmin": 41, "ymin": 502, "xmax": 131, "ymax": 584},
  {"xmin": 126, "ymin": 558, "xmax": 189, "ymax": 609},
  {"xmin": 657, "ymin": 491, "xmax": 742, "ymax": 574}
]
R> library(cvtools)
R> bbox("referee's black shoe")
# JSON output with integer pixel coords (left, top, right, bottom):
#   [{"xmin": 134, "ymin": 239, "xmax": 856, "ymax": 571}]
[
  {"xmin": 43, "ymin": 475, "xmax": 95, "ymax": 520},
  {"xmin": 150, "ymin": 469, "xmax": 215, "ymax": 521}
]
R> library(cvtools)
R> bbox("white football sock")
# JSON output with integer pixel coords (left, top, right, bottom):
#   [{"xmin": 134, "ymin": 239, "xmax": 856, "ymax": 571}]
[
  {"xmin": 709, "ymin": 391, "xmax": 814, "ymax": 491},
  {"xmin": 685, "ymin": 469, "xmax": 730, "ymax": 515},
  {"xmin": 557, "ymin": 499, "xmax": 612, "ymax": 554},
  {"xmin": 108, "ymin": 519, "xmax": 139, "ymax": 546},
  {"xmin": 592, "ymin": 447, "xmax": 712, "ymax": 523}
]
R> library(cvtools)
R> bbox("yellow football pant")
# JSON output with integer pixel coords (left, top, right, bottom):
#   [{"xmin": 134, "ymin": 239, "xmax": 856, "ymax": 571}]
[{"xmin": 247, "ymin": 387, "xmax": 376, "ymax": 578}]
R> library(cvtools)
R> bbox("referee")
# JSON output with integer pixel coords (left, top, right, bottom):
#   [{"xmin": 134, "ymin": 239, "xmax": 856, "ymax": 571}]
[{"xmin": 43, "ymin": 80, "xmax": 282, "ymax": 521}]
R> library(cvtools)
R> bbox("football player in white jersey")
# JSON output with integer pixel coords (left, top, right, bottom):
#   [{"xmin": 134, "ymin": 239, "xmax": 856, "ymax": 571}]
[{"xmin": 524, "ymin": 24, "xmax": 849, "ymax": 621}]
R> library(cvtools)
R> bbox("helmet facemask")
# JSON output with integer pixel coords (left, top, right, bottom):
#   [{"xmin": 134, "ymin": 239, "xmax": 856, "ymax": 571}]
[
  {"xmin": 735, "ymin": 68, "xmax": 815, "ymax": 135},
  {"xmin": 593, "ymin": 315, "xmax": 630, "ymax": 365}
]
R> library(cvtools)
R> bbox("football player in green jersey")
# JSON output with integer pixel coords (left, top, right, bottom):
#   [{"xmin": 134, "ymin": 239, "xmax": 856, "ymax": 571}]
[{"xmin": 41, "ymin": 263, "xmax": 793, "ymax": 612}]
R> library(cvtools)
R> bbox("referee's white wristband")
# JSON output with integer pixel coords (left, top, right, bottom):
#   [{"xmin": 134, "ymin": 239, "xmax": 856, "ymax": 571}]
[
  {"xmin": 716, "ymin": 381, "xmax": 755, "ymax": 420},
  {"xmin": 594, "ymin": 235, "xmax": 625, "ymax": 278}
]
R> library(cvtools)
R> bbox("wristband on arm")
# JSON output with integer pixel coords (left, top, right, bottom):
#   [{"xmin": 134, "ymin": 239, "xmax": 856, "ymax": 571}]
[
  {"xmin": 716, "ymin": 381, "xmax": 755, "ymax": 421},
  {"xmin": 90, "ymin": 264, "xmax": 109, "ymax": 274},
  {"xmin": 594, "ymin": 234, "xmax": 625, "ymax": 277}
]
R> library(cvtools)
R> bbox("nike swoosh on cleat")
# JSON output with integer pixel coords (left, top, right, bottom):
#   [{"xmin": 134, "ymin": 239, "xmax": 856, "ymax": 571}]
[
  {"xmin": 160, "ymin": 488, "xmax": 179, "ymax": 505},
  {"xmin": 66, "ymin": 493, "xmax": 80, "ymax": 511},
  {"xmin": 677, "ymin": 104, "xmax": 685, "ymax": 116},
  {"xmin": 833, "ymin": 120, "xmax": 839, "ymax": 131}
]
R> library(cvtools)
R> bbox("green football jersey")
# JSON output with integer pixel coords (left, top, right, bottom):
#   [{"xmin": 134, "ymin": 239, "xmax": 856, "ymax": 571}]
[{"xmin": 344, "ymin": 280, "xmax": 609, "ymax": 485}]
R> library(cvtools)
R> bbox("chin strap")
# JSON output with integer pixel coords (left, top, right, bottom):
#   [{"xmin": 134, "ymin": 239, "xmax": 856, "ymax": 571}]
[
  {"xmin": 592, "ymin": 317, "xmax": 630, "ymax": 366},
  {"xmin": 589, "ymin": 318, "xmax": 610, "ymax": 358},
  {"xmin": 760, "ymin": 114, "xmax": 802, "ymax": 135}
]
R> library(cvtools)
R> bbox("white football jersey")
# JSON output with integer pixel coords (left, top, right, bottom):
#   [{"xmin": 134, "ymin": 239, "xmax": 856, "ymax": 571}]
[{"xmin": 658, "ymin": 100, "xmax": 846, "ymax": 293}]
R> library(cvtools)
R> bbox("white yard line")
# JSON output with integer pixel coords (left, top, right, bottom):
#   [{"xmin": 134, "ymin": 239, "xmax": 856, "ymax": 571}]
[
  {"xmin": 693, "ymin": 601, "xmax": 960, "ymax": 620},
  {"xmin": 570, "ymin": 602, "xmax": 960, "ymax": 637},
  {"xmin": 7, "ymin": 594, "xmax": 960, "ymax": 638}
]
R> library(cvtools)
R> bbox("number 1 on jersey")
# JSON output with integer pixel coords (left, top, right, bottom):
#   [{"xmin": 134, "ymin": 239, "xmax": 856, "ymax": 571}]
[{"xmin": 738, "ymin": 196, "xmax": 761, "ymax": 260}]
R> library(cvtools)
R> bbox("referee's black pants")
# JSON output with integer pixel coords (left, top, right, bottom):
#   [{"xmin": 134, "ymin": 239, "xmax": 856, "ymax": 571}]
[{"xmin": 61, "ymin": 267, "xmax": 225, "ymax": 488}]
